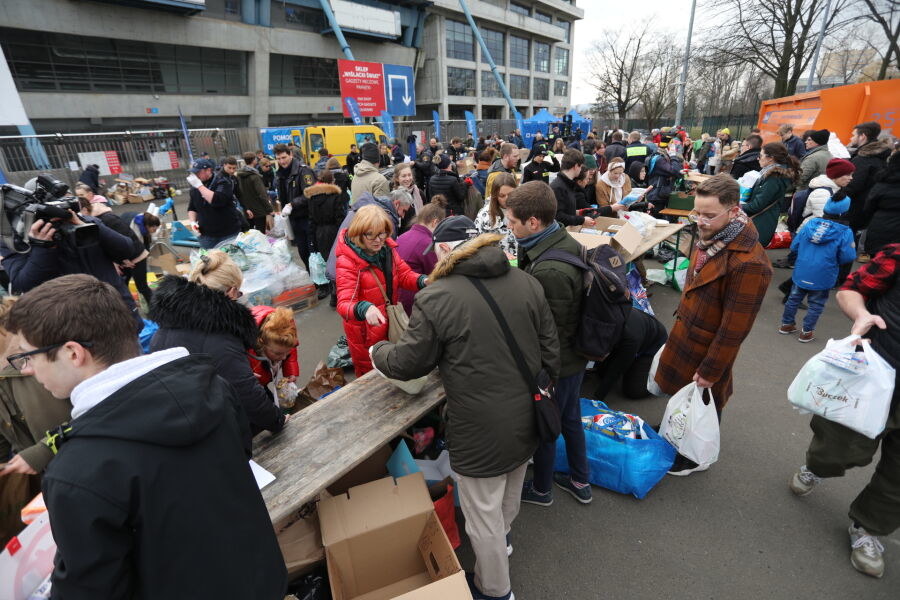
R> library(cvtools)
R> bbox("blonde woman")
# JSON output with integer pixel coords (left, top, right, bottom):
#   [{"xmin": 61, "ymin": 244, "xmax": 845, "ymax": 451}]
[{"xmin": 149, "ymin": 250, "xmax": 286, "ymax": 444}]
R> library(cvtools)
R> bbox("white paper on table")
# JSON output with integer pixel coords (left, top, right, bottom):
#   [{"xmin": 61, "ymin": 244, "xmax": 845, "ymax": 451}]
[{"xmin": 249, "ymin": 460, "xmax": 276, "ymax": 490}]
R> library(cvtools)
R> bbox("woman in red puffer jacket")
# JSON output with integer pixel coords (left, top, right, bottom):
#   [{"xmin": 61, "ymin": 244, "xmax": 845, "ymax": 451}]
[
  {"xmin": 247, "ymin": 305, "xmax": 300, "ymax": 387},
  {"xmin": 335, "ymin": 205, "xmax": 426, "ymax": 376}
]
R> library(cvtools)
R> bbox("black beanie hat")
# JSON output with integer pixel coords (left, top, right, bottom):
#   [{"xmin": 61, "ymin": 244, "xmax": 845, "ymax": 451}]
[
  {"xmin": 809, "ymin": 129, "xmax": 830, "ymax": 146},
  {"xmin": 360, "ymin": 142, "xmax": 380, "ymax": 164}
]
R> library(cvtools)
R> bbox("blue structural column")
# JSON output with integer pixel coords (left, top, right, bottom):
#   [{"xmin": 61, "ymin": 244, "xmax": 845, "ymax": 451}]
[
  {"xmin": 241, "ymin": 0, "xmax": 257, "ymax": 24},
  {"xmin": 17, "ymin": 124, "xmax": 51, "ymax": 170},
  {"xmin": 319, "ymin": 0, "xmax": 355, "ymax": 60},
  {"xmin": 457, "ymin": 0, "xmax": 517, "ymax": 118},
  {"xmin": 257, "ymin": 0, "xmax": 270, "ymax": 26}
]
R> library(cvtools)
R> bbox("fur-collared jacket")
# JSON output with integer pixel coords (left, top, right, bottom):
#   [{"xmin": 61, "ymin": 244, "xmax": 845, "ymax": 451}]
[
  {"xmin": 149, "ymin": 276, "xmax": 284, "ymax": 443},
  {"xmin": 371, "ymin": 234, "xmax": 560, "ymax": 478},
  {"xmin": 744, "ymin": 164, "xmax": 794, "ymax": 247}
]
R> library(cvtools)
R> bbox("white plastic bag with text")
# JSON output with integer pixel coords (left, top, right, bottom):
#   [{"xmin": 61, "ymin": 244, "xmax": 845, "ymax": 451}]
[{"xmin": 658, "ymin": 382, "xmax": 720, "ymax": 466}]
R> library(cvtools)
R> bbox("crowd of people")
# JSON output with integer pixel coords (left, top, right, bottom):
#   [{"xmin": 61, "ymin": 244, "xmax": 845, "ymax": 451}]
[{"xmin": 0, "ymin": 114, "xmax": 898, "ymax": 599}]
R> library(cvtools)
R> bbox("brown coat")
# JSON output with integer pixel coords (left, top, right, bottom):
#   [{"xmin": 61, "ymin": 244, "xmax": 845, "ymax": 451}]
[
  {"xmin": 654, "ymin": 222, "xmax": 772, "ymax": 409},
  {"xmin": 594, "ymin": 176, "xmax": 632, "ymax": 207}
]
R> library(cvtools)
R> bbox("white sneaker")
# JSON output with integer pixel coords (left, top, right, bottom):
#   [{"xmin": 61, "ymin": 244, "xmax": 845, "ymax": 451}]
[
  {"xmin": 506, "ymin": 534, "xmax": 512, "ymax": 557},
  {"xmin": 849, "ymin": 523, "xmax": 885, "ymax": 578},
  {"xmin": 789, "ymin": 465, "xmax": 822, "ymax": 496}
]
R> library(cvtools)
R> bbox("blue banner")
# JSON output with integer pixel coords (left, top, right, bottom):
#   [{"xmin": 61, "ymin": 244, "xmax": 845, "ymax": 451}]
[
  {"xmin": 432, "ymin": 110, "xmax": 441, "ymax": 141},
  {"xmin": 178, "ymin": 106, "xmax": 194, "ymax": 164},
  {"xmin": 514, "ymin": 111, "xmax": 526, "ymax": 139},
  {"xmin": 464, "ymin": 111, "xmax": 477, "ymax": 140},
  {"xmin": 344, "ymin": 98, "xmax": 364, "ymax": 126},
  {"xmin": 379, "ymin": 110, "xmax": 395, "ymax": 141},
  {"xmin": 0, "ymin": 167, "xmax": 6, "ymax": 184}
]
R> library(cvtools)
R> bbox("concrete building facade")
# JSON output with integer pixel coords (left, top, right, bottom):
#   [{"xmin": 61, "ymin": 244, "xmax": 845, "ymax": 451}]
[{"xmin": 0, "ymin": 0, "xmax": 582, "ymax": 134}]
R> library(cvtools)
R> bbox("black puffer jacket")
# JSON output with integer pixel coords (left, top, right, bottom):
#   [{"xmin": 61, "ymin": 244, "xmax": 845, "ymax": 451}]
[
  {"xmin": 847, "ymin": 139, "xmax": 892, "ymax": 230},
  {"xmin": 863, "ymin": 164, "xmax": 900, "ymax": 256},
  {"xmin": 149, "ymin": 277, "xmax": 285, "ymax": 441},
  {"xmin": 306, "ymin": 183, "xmax": 347, "ymax": 255},
  {"xmin": 428, "ymin": 170, "xmax": 467, "ymax": 215},
  {"xmin": 730, "ymin": 149, "xmax": 761, "ymax": 180},
  {"xmin": 550, "ymin": 172, "xmax": 586, "ymax": 227}
]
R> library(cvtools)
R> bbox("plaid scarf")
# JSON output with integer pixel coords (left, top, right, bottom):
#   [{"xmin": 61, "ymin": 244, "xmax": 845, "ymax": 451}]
[{"xmin": 694, "ymin": 210, "xmax": 749, "ymax": 274}]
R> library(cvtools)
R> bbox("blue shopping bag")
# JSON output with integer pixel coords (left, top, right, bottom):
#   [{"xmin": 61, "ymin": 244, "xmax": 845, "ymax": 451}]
[
  {"xmin": 138, "ymin": 319, "xmax": 158, "ymax": 354},
  {"xmin": 555, "ymin": 399, "xmax": 676, "ymax": 499}
]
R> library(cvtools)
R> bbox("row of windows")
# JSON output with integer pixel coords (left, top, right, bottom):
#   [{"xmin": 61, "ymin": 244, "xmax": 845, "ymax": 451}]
[
  {"xmin": 448, "ymin": 68, "xmax": 568, "ymax": 100},
  {"xmin": 269, "ymin": 55, "xmax": 340, "ymax": 96},
  {"xmin": 446, "ymin": 21, "xmax": 569, "ymax": 73},
  {"xmin": 0, "ymin": 27, "xmax": 247, "ymax": 94},
  {"xmin": 508, "ymin": 4, "xmax": 571, "ymax": 42}
]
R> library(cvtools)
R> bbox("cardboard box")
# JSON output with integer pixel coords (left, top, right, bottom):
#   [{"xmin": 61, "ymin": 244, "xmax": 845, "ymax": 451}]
[
  {"xmin": 568, "ymin": 217, "xmax": 644, "ymax": 262},
  {"xmin": 319, "ymin": 473, "xmax": 469, "ymax": 600}
]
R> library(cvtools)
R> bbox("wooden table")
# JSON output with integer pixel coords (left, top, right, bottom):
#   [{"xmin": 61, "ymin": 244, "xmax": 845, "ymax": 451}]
[
  {"xmin": 253, "ymin": 370, "xmax": 446, "ymax": 529},
  {"xmin": 628, "ymin": 222, "xmax": 685, "ymax": 262},
  {"xmin": 658, "ymin": 209, "xmax": 697, "ymax": 261}
]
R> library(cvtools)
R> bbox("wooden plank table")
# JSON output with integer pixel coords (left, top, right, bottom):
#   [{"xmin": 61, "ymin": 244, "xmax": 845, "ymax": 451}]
[
  {"xmin": 629, "ymin": 222, "xmax": 685, "ymax": 261},
  {"xmin": 253, "ymin": 370, "xmax": 446, "ymax": 529},
  {"xmin": 658, "ymin": 210, "xmax": 697, "ymax": 259}
]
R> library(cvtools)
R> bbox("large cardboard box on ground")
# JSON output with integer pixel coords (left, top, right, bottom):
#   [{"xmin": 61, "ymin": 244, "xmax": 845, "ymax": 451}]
[
  {"xmin": 568, "ymin": 217, "xmax": 644, "ymax": 262},
  {"xmin": 319, "ymin": 472, "xmax": 470, "ymax": 600}
]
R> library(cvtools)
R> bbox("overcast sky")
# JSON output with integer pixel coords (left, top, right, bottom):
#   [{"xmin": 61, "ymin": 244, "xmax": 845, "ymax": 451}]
[{"xmin": 571, "ymin": 0, "xmax": 700, "ymax": 105}]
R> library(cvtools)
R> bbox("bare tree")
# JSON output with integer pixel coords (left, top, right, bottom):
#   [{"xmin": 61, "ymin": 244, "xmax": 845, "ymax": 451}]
[
  {"xmin": 584, "ymin": 24, "xmax": 655, "ymax": 128},
  {"xmin": 817, "ymin": 27, "xmax": 878, "ymax": 86},
  {"xmin": 856, "ymin": 0, "xmax": 900, "ymax": 79},
  {"xmin": 702, "ymin": 0, "xmax": 854, "ymax": 97},
  {"xmin": 639, "ymin": 50, "xmax": 682, "ymax": 129}
]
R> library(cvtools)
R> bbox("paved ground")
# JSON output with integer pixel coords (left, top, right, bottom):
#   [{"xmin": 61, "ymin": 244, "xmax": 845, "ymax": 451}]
[{"xmin": 135, "ymin": 196, "xmax": 897, "ymax": 598}]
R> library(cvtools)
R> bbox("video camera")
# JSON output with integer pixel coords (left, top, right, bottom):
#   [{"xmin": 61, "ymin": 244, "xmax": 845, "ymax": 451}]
[{"xmin": 1, "ymin": 174, "xmax": 99, "ymax": 252}]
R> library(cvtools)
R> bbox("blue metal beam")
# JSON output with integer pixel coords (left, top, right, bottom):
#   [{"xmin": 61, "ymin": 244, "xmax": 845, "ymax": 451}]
[
  {"xmin": 318, "ymin": 0, "xmax": 355, "ymax": 60},
  {"xmin": 457, "ymin": 0, "xmax": 516, "ymax": 117}
]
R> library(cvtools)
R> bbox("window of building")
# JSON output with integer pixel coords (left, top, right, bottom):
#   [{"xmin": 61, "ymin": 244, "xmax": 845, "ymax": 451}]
[
  {"xmin": 509, "ymin": 35, "xmax": 530, "ymax": 70},
  {"xmin": 224, "ymin": 0, "xmax": 240, "ymax": 15},
  {"xmin": 447, "ymin": 67, "xmax": 476, "ymax": 96},
  {"xmin": 554, "ymin": 80, "xmax": 568, "ymax": 97},
  {"xmin": 446, "ymin": 19, "xmax": 475, "ymax": 61},
  {"xmin": 533, "ymin": 77, "xmax": 549, "ymax": 101},
  {"xmin": 284, "ymin": 5, "xmax": 326, "ymax": 31},
  {"xmin": 534, "ymin": 11, "xmax": 552, "ymax": 24},
  {"xmin": 481, "ymin": 29, "xmax": 505, "ymax": 65},
  {"xmin": 509, "ymin": 74, "xmax": 530, "ymax": 99},
  {"xmin": 482, "ymin": 105, "xmax": 502, "ymax": 120},
  {"xmin": 554, "ymin": 47, "xmax": 569, "ymax": 75},
  {"xmin": 510, "ymin": 2, "xmax": 530, "ymax": 16},
  {"xmin": 269, "ymin": 54, "xmax": 340, "ymax": 96},
  {"xmin": 0, "ymin": 27, "xmax": 247, "ymax": 94},
  {"xmin": 556, "ymin": 20, "xmax": 570, "ymax": 43},
  {"xmin": 534, "ymin": 42, "xmax": 550, "ymax": 72},
  {"xmin": 481, "ymin": 71, "xmax": 504, "ymax": 98}
]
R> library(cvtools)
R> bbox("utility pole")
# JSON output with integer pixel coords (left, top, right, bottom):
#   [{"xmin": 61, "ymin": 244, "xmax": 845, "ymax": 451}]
[
  {"xmin": 806, "ymin": 0, "xmax": 834, "ymax": 92},
  {"xmin": 674, "ymin": 0, "xmax": 697, "ymax": 127}
]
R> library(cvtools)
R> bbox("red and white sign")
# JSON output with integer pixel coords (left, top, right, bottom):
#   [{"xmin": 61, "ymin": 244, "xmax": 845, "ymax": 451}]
[
  {"xmin": 104, "ymin": 150, "xmax": 122, "ymax": 175},
  {"xmin": 150, "ymin": 151, "xmax": 180, "ymax": 171},
  {"xmin": 338, "ymin": 59, "xmax": 386, "ymax": 117},
  {"xmin": 77, "ymin": 151, "xmax": 123, "ymax": 176}
]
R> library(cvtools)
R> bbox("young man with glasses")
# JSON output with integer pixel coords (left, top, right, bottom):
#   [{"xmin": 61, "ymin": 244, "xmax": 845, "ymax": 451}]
[
  {"xmin": 4, "ymin": 274, "xmax": 287, "ymax": 599},
  {"xmin": 654, "ymin": 174, "xmax": 772, "ymax": 475}
]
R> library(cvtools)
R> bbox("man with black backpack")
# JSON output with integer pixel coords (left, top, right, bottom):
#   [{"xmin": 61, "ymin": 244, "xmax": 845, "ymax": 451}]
[{"xmin": 508, "ymin": 181, "xmax": 629, "ymax": 507}]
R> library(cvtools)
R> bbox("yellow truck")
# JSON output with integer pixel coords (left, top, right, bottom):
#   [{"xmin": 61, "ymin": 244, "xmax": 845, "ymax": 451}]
[{"xmin": 261, "ymin": 125, "xmax": 388, "ymax": 167}]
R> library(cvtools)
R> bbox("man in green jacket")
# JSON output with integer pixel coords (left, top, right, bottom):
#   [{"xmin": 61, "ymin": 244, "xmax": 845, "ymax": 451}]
[
  {"xmin": 235, "ymin": 152, "xmax": 274, "ymax": 233},
  {"xmin": 372, "ymin": 217, "xmax": 559, "ymax": 600},
  {"xmin": 506, "ymin": 181, "xmax": 591, "ymax": 506}
]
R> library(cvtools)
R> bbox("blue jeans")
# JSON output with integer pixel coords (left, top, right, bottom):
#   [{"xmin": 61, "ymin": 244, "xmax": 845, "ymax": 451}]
[
  {"xmin": 198, "ymin": 233, "xmax": 237, "ymax": 249},
  {"xmin": 782, "ymin": 284, "xmax": 829, "ymax": 332},
  {"xmin": 532, "ymin": 371, "xmax": 589, "ymax": 492}
]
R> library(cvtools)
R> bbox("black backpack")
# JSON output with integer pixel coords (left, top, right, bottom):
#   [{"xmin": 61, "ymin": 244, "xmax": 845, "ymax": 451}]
[{"xmin": 533, "ymin": 245, "xmax": 632, "ymax": 361}]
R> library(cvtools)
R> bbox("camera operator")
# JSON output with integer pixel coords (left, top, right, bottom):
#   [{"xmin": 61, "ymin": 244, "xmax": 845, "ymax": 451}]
[
  {"xmin": 186, "ymin": 158, "xmax": 243, "ymax": 249},
  {"xmin": 0, "ymin": 179, "xmax": 141, "ymax": 327}
]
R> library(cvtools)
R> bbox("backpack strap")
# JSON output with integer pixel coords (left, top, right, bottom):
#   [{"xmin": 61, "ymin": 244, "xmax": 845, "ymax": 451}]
[
  {"xmin": 530, "ymin": 248, "xmax": 588, "ymax": 271},
  {"xmin": 465, "ymin": 277, "xmax": 538, "ymax": 396}
]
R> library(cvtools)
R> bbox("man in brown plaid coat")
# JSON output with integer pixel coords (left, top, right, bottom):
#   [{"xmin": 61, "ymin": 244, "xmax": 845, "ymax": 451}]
[{"xmin": 654, "ymin": 174, "xmax": 772, "ymax": 476}]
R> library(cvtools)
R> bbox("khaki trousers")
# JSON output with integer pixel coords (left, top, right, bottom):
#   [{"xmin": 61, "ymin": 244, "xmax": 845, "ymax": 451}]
[{"xmin": 456, "ymin": 462, "xmax": 528, "ymax": 597}]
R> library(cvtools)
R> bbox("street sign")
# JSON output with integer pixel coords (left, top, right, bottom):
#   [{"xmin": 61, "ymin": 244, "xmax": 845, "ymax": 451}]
[
  {"xmin": 383, "ymin": 64, "xmax": 415, "ymax": 116},
  {"xmin": 338, "ymin": 59, "xmax": 386, "ymax": 117},
  {"xmin": 338, "ymin": 60, "xmax": 416, "ymax": 117}
]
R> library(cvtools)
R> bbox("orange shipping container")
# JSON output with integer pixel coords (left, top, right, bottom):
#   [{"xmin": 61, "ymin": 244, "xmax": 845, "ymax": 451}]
[{"xmin": 756, "ymin": 80, "xmax": 900, "ymax": 146}]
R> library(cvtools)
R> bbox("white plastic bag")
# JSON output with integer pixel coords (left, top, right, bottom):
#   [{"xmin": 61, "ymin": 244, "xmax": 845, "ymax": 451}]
[
  {"xmin": 788, "ymin": 335, "xmax": 895, "ymax": 439},
  {"xmin": 737, "ymin": 170, "xmax": 761, "ymax": 189},
  {"xmin": 658, "ymin": 382, "xmax": 720, "ymax": 466},
  {"xmin": 281, "ymin": 205, "xmax": 295, "ymax": 241},
  {"xmin": 828, "ymin": 131, "xmax": 851, "ymax": 159},
  {"xmin": 269, "ymin": 214, "xmax": 286, "ymax": 238},
  {"xmin": 647, "ymin": 344, "xmax": 666, "ymax": 396},
  {"xmin": 308, "ymin": 252, "xmax": 329, "ymax": 286}
]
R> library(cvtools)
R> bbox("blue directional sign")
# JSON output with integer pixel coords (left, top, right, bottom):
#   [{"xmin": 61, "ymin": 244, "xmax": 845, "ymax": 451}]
[{"xmin": 383, "ymin": 63, "xmax": 415, "ymax": 117}]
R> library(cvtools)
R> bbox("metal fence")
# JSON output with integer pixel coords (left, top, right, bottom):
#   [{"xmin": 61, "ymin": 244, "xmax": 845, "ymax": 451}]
[{"xmin": 618, "ymin": 114, "xmax": 759, "ymax": 140}]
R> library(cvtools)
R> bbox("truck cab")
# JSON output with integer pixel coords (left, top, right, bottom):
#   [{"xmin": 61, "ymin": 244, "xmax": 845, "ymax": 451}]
[{"xmin": 302, "ymin": 125, "xmax": 388, "ymax": 167}]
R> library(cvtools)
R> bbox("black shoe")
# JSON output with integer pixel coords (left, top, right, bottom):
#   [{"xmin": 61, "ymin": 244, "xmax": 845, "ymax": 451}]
[
  {"xmin": 667, "ymin": 454, "xmax": 710, "ymax": 477},
  {"xmin": 316, "ymin": 285, "xmax": 330, "ymax": 300},
  {"xmin": 329, "ymin": 291, "xmax": 337, "ymax": 308},
  {"xmin": 773, "ymin": 258, "xmax": 794, "ymax": 269}
]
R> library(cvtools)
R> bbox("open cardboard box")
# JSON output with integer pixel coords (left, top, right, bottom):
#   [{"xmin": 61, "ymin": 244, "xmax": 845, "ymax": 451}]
[
  {"xmin": 567, "ymin": 217, "xmax": 644, "ymax": 262},
  {"xmin": 319, "ymin": 472, "xmax": 470, "ymax": 600}
]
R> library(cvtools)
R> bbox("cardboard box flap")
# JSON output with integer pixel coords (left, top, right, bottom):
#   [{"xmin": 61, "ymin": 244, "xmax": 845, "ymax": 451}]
[
  {"xmin": 319, "ymin": 473, "xmax": 433, "ymax": 547},
  {"xmin": 391, "ymin": 572, "xmax": 471, "ymax": 599},
  {"xmin": 418, "ymin": 513, "xmax": 460, "ymax": 581}
]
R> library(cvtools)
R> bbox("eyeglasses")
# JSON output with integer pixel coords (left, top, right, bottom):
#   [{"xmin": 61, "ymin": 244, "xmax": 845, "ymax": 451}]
[
  {"xmin": 688, "ymin": 208, "xmax": 732, "ymax": 225},
  {"xmin": 7, "ymin": 341, "xmax": 93, "ymax": 371},
  {"xmin": 363, "ymin": 232, "xmax": 388, "ymax": 241}
]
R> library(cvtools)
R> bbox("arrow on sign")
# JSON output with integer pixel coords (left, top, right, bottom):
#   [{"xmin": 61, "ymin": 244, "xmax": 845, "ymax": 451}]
[{"xmin": 387, "ymin": 74, "xmax": 412, "ymax": 106}]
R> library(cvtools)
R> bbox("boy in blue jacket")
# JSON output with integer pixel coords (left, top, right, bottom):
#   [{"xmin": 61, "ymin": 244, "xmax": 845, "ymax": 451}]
[{"xmin": 779, "ymin": 196, "xmax": 856, "ymax": 342}]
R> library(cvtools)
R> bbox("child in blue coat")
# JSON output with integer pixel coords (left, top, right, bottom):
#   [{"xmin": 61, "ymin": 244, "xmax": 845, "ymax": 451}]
[{"xmin": 779, "ymin": 196, "xmax": 856, "ymax": 342}]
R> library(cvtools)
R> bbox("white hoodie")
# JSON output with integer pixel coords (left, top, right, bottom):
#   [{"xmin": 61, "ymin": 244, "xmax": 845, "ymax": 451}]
[{"xmin": 801, "ymin": 174, "xmax": 839, "ymax": 227}]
